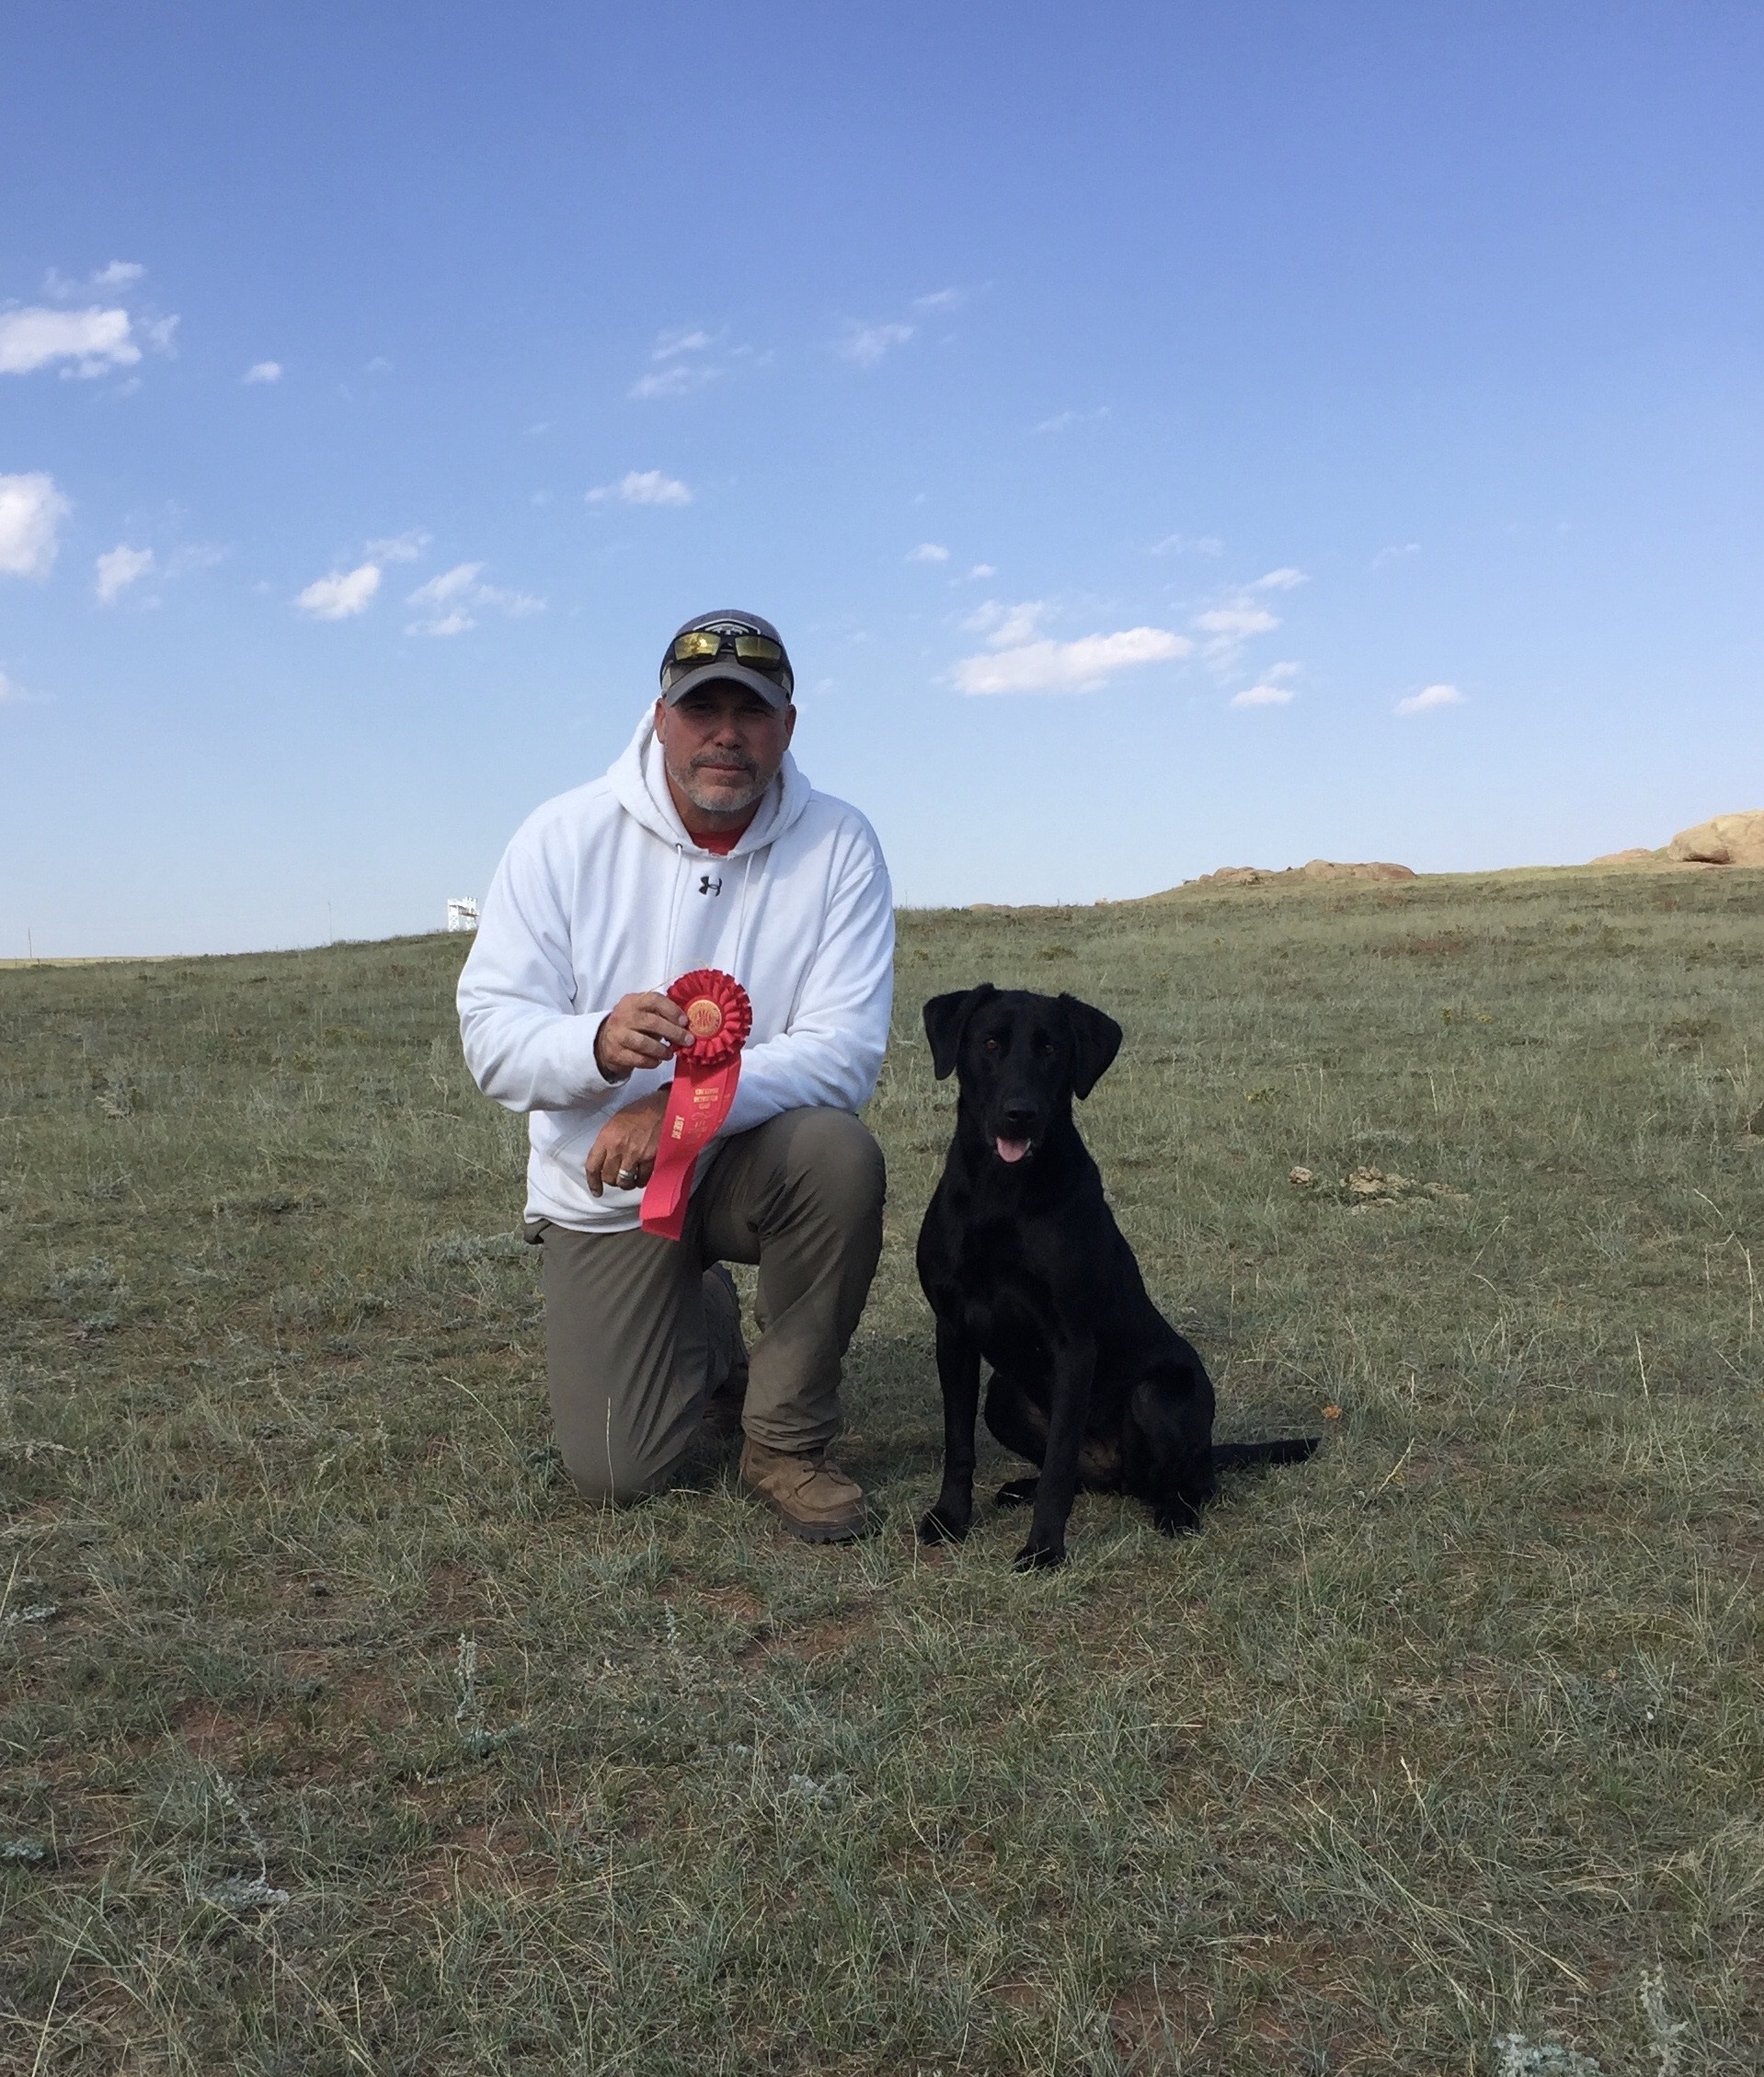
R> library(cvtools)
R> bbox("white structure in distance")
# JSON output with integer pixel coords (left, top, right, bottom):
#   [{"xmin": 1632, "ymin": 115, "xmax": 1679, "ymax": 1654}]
[{"xmin": 445, "ymin": 897, "xmax": 480, "ymax": 933}]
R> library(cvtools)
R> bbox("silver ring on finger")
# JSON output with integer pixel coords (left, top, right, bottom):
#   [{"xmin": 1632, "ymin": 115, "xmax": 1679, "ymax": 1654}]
[{"xmin": 615, "ymin": 1168, "xmax": 639, "ymax": 1189}]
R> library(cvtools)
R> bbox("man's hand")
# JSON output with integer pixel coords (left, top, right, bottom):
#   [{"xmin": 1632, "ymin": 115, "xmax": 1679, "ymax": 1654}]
[
  {"xmin": 585, "ymin": 1089, "xmax": 670, "ymax": 1197},
  {"xmin": 594, "ymin": 991, "xmax": 691, "ymax": 1080}
]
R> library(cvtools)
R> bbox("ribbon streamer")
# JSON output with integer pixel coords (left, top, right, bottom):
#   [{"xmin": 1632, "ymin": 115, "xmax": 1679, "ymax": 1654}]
[{"xmin": 639, "ymin": 969, "xmax": 753, "ymax": 1240}]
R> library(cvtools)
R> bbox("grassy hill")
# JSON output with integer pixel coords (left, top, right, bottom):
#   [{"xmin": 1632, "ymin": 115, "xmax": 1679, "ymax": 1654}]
[{"xmin": 3, "ymin": 870, "xmax": 1761, "ymax": 2074}]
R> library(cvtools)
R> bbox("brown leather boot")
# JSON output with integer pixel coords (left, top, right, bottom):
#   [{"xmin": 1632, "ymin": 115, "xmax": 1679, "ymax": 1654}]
[{"xmin": 739, "ymin": 1439, "xmax": 870, "ymax": 1543}]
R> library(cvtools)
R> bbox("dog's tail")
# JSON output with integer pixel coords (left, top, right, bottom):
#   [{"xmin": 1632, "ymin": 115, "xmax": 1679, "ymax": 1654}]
[{"xmin": 1212, "ymin": 1436, "xmax": 1320, "ymax": 1471}]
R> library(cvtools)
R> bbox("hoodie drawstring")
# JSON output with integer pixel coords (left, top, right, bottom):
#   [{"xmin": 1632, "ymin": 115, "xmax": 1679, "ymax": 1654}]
[
  {"xmin": 730, "ymin": 851, "xmax": 759, "ymax": 984},
  {"xmin": 662, "ymin": 842, "xmax": 688, "ymax": 985}
]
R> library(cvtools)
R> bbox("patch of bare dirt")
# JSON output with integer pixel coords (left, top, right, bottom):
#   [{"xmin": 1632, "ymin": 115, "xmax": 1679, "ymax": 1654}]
[
  {"xmin": 421, "ymin": 1559, "xmax": 491, "ymax": 1629},
  {"xmin": 1288, "ymin": 1166, "xmax": 1467, "ymax": 1208},
  {"xmin": 1110, "ymin": 1935, "xmax": 1387, "ymax": 2073},
  {"xmin": 695, "ymin": 1582, "xmax": 765, "ymax": 1624},
  {"xmin": 170, "ymin": 1699, "xmax": 253, "ymax": 1766},
  {"xmin": 406, "ymin": 1818, "xmax": 558, "ymax": 1905},
  {"xmin": 739, "ymin": 1600, "xmax": 878, "ymax": 1668}
]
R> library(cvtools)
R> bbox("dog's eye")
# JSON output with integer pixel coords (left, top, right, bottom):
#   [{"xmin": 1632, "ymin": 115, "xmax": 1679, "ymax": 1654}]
[{"xmin": 982, "ymin": 1036, "xmax": 1001, "ymax": 1053}]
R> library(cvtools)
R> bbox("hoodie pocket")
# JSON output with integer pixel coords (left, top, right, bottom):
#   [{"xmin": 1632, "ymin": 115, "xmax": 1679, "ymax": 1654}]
[{"xmin": 542, "ymin": 1112, "xmax": 605, "ymax": 1188}]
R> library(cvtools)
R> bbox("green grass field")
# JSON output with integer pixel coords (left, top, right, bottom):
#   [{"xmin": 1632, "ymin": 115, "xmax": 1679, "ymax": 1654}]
[{"xmin": 3, "ymin": 870, "xmax": 1761, "ymax": 2075}]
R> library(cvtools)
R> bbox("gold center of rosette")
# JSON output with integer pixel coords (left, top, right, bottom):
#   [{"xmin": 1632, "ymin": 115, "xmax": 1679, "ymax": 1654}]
[{"xmin": 684, "ymin": 996, "xmax": 725, "ymax": 1040}]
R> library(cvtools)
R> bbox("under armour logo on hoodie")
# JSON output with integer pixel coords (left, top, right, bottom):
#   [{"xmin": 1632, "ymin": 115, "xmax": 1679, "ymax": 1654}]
[{"xmin": 697, "ymin": 873, "xmax": 723, "ymax": 897}]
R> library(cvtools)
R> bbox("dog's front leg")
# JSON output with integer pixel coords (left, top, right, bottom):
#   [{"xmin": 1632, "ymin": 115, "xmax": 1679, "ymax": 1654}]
[
  {"xmin": 919, "ymin": 1321, "xmax": 982, "ymax": 1544},
  {"xmin": 1015, "ymin": 1337, "xmax": 1094, "ymax": 1570}
]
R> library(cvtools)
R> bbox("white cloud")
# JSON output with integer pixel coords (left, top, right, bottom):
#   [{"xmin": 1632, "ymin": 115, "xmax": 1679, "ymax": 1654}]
[
  {"xmin": 906, "ymin": 542, "xmax": 949, "ymax": 564},
  {"xmin": 296, "ymin": 563, "xmax": 382, "ymax": 620},
  {"xmin": 588, "ymin": 469, "xmax": 692, "ymax": 507},
  {"xmin": 0, "ymin": 305, "xmax": 140, "ymax": 377},
  {"xmin": 838, "ymin": 320, "xmax": 913, "ymax": 367},
  {"xmin": 95, "ymin": 544, "xmax": 155, "ymax": 602},
  {"xmin": 964, "ymin": 598, "xmax": 1049, "ymax": 647},
  {"xmin": 620, "ymin": 468, "xmax": 692, "ymax": 507},
  {"xmin": 1151, "ymin": 533, "xmax": 1224, "ymax": 557},
  {"xmin": 364, "ymin": 528, "xmax": 430, "ymax": 563},
  {"xmin": 1230, "ymin": 683, "xmax": 1295, "ymax": 707},
  {"xmin": 652, "ymin": 327, "xmax": 713, "ymax": 360},
  {"xmin": 0, "ymin": 472, "xmax": 71, "ymax": 579},
  {"xmin": 243, "ymin": 360, "xmax": 282, "ymax": 384},
  {"xmin": 1252, "ymin": 567, "xmax": 1308, "ymax": 591},
  {"xmin": 1372, "ymin": 541, "xmax": 1421, "ymax": 568},
  {"xmin": 1231, "ymin": 664, "xmax": 1300, "ymax": 709},
  {"xmin": 1395, "ymin": 683, "xmax": 1465, "ymax": 717},
  {"xmin": 1034, "ymin": 407, "xmax": 1109, "ymax": 434},
  {"xmin": 365, "ymin": 355, "xmax": 393, "ymax": 374},
  {"xmin": 0, "ymin": 667, "xmax": 46, "ymax": 706},
  {"xmin": 914, "ymin": 282, "xmax": 994, "ymax": 315},
  {"xmin": 405, "ymin": 561, "xmax": 544, "ymax": 636},
  {"xmin": 964, "ymin": 563, "xmax": 996, "ymax": 580},
  {"xmin": 1187, "ymin": 590, "xmax": 1286, "ymax": 672},
  {"xmin": 630, "ymin": 362, "xmax": 714, "ymax": 399},
  {"xmin": 92, "ymin": 540, "xmax": 219, "ymax": 603},
  {"xmin": 629, "ymin": 327, "xmax": 720, "ymax": 398},
  {"xmin": 1194, "ymin": 602, "xmax": 1278, "ymax": 640},
  {"xmin": 407, "ymin": 563, "xmax": 482, "ymax": 607},
  {"xmin": 956, "ymin": 625, "xmax": 1191, "ymax": 696},
  {"xmin": 45, "ymin": 261, "xmax": 145, "ymax": 295}
]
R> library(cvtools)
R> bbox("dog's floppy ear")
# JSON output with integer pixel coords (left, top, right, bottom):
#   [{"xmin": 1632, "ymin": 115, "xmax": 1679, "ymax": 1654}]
[
  {"xmin": 922, "ymin": 984, "xmax": 997, "ymax": 1080},
  {"xmin": 1059, "ymin": 994, "xmax": 1123, "ymax": 1099}
]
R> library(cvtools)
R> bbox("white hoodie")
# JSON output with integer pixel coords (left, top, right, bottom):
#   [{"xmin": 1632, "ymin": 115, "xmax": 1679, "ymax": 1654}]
[{"xmin": 457, "ymin": 711, "xmax": 895, "ymax": 1233}]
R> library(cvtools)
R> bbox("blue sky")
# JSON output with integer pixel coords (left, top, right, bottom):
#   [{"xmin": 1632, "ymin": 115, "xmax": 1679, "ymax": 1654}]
[{"xmin": 3, "ymin": 2, "xmax": 1760, "ymax": 954}]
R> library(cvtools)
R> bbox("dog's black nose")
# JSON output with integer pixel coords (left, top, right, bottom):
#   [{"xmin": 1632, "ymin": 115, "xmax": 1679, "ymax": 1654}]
[{"xmin": 1000, "ymin": 1102, "xmax": 1037, "ymax": 1133}]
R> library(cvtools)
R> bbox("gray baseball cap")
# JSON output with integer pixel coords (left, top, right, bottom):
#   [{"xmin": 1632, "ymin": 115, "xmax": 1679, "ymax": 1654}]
[{"xmin": 659, "ymin": 609, "xmax": 795, "ymax": 708}]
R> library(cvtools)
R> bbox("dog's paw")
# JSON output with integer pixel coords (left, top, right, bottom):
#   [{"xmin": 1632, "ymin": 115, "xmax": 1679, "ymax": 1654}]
[
  {"xmin": 1012, "ymin": 1540, "xmax": 1066, "ymax": 1572},
  {"xmin": 994, "ymin": 1476, "xmax": 1039, "ymax": 1509},
  {"xmin": 918, "ymin": 1505, "xmax": 971, "ymax": 1545},
  {"xmin": 1153, "ymin": 1504, "xmax": 1202, "ymax": 1538}
]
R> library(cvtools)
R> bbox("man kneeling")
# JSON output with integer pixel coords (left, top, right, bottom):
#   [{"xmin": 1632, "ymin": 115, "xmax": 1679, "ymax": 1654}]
[{"xmin": 457, "ymin": 611, "xmax": 892, "ymax": 1541}]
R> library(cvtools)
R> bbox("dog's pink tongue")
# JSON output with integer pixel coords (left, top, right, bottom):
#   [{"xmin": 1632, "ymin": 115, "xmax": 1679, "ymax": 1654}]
[{"xmin": 995, "ymin": 1136, "xmax": 1030, "ymax": 1165}]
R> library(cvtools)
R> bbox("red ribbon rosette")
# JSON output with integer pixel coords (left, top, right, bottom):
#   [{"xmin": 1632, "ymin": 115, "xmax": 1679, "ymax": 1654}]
[{"xmin": 639, "ymin": 970, "xmax": 752, "ymax": 1241}]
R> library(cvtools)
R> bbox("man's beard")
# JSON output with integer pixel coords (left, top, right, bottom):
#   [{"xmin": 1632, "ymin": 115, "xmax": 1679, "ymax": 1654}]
[{"xmin": 672, "ymin": 748, "xmax": 770, "ymax": 817}]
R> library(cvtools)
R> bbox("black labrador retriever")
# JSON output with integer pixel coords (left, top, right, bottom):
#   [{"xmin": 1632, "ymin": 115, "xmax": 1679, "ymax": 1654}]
[{"xmin": 916, "ymin": 984, "xmax": 1317, "ymax": 1569}]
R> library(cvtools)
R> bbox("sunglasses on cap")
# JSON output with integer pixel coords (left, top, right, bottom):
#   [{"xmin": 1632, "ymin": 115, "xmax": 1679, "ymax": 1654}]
[
  {"xmin": 669, "ymin": 626, "xmax": 787, "ymax": 669},
  {"xmin": 656, "ymin": 614, "xmax": 793, "ymax": 706}
]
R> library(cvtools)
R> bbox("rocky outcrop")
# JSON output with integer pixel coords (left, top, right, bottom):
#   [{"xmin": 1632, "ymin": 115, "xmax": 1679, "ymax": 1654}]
[
  {"xmin": 1181, "ymin": 859, "xmax": 1417, "ymax": 890},
  {"xmin": 1297, "ymin": 859, "xmax": 1416, "ymax": 884},
  {"xmin": 1668, "ymin": 811, "xmax": 1764, "ymax": 867},
  {"xmin": 1583, "ymin": 811, "xmax": 1764, "ymax": 869},
  {"xmin": 962, "ymin": 820, "xmax": 1761, "ymax": 912}
]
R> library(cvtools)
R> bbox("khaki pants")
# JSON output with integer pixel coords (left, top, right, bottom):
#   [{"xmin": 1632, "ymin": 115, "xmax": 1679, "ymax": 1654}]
[{"xmin": 530, "ymin": 1107, "xmax": 886, "ymax": 1503}]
